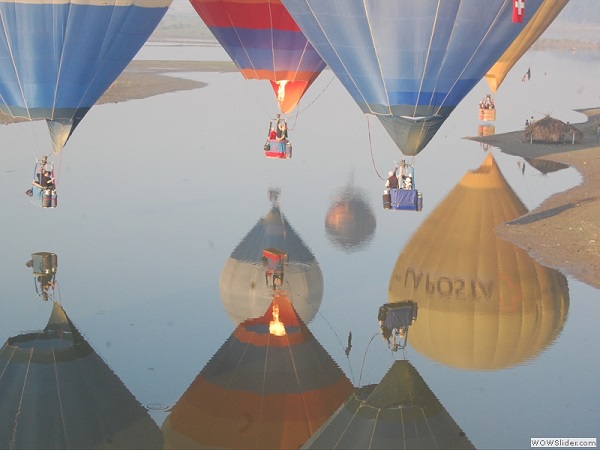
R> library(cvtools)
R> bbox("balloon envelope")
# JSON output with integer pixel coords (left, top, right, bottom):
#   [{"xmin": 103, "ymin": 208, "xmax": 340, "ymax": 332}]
[
  {"xmin": 189, "ymin": 0, "xmax": 326, "ymax": 114},
  {"xmin": 303, "ymin": 360, "xmax": 475, "ymax": 449},
  {"xmin": 485, "ymin": 0, "xmax": 569, "ymax": 93},
  {"xmin": 162, "ymin": 294, "xmax": 353, "ymax": 449},
  {"xmin": 0, "ymin": 0, "xmax": 172, "ymax": 153},
  {"xmin": 388, "ymin": 153, "xmax": 569, "ymax": 370},
  {"xmin": 282, "ymin": 0, "xmax": 545, "ymax": 156},
  {"xmin": 325, "ymin": 184, "xmax": 376, "ymax": 253},
  {"xmin": 0, "ymin": 302, "xmax": 163, "ymax": 449},
  {"xmin": 220, "ymin": 197, "xmax": 324, "ymax": 325}
]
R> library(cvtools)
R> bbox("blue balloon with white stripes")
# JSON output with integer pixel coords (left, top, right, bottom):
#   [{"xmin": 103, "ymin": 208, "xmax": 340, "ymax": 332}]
[
  {"xmin": 0, "ymin": 0, "xmax": 172, "ymax": 154},
  {"xmin": 281, "ymin": 0, "xmax": 544, "ymax": 156}
]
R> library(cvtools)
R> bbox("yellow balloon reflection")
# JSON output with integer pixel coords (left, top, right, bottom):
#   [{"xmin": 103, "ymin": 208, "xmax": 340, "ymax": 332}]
[{"xmin": 388, "ymin": 153, "xmax": 569, "ymax": 370}]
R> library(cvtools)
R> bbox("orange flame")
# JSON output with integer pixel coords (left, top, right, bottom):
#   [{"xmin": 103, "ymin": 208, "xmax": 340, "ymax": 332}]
[
  {"xmin": 269, "ymin": 302, "xmax": 286, "ymax": 336},
  {"xmin": 276, "ymin": 80, "xmax": 289, "ymax": 103}
]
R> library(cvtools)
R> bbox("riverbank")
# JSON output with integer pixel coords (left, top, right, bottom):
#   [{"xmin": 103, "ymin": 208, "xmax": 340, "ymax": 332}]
[{"xmin": 466, "ymin": 108, "xmax": 600, "ymax": 289}]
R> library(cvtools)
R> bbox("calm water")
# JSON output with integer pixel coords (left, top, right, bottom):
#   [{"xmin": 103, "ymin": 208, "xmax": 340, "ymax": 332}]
[{"xmin": 1, "ymin": 43, "xmax": 599, "ymax": 449}]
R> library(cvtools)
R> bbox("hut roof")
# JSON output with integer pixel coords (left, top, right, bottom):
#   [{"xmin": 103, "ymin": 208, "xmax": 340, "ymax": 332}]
[
  {"xmin": 524, "ymin": 115, "xmax": 583, "ymax": 143},
  {"xmin": 524, "ymin": 157, "xmax": 569, "ymax": 175}
]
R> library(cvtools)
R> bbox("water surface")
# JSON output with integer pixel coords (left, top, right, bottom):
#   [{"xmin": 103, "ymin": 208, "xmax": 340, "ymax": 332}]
[{"xmin": 0, "ymin": 45, "xmax": 599, "ymax": 449}]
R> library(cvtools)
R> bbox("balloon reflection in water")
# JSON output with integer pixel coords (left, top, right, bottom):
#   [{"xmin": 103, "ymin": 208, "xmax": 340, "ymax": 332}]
[
  {"xmin": 325, "ymin": 180, "xmax": 376, "ymax": 253},
  {"xmin": 524, "ymin": 158, "xmax": 569, "ymax": 175},
  {"xmin": 388, "ymin": 153, "xmax": 569, "ymax": 370},
  {"xmin": 161, "ymin": 293, "xmax": 353, "ymax": 449},
  {"xmin": 220, "ymin": 189, "xmax": 323, "ymax": 325},
  {"xmin": 303, "ymin": 360, "xmax": 475, "ymax": 449},
  {"xmin": 28, "ymin": 251, "xmax": 58, "ymax": 301},
  {"xmin": 0, "ymin": 301, "xmax": 163, "ymax": 449}
]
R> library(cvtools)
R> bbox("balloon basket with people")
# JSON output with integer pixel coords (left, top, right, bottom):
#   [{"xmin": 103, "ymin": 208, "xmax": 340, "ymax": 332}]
[
  {"xmin": 262, "ymin": 247, "xmax": 288, "ymax": 291},
  {"xmin": 478, "ymin": 94, "xmax": 496, "ymax": 122},
  {"xmin": 25, "ymin": 156, "xmax": 57, "ymax": 209},
  {"xmin": 383, "ymin": 160, "xmax": 423, "ymax": 211},
  {"xmin": 264, "ymin": 115, "xmax": 292, "ymax": 159},
  {"xmin": 28, "ymin": 251, "xmax": 58, "ymax": 302},
  {"xmin": 378, "ymin": 301, "xmax": 418, "ymax": 352}
]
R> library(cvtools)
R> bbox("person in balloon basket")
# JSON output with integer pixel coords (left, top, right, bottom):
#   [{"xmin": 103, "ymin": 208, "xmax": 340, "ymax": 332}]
[
  {"xmin": 265, "ymin": 125, "xmax": 278, "ymax": 152},
  {"xmin": 40, "ymin": 170, "xmax": 55, "ymax": 189},
  {"xmin": 385, "ymin": 170, "xmax": 399, "ymax": 189},
  {"xmin": 27, "ymin": 167, "xmax": 54, "ymax": 196},
  {"xmin": 276, "ymin": 121, "xmax": 288, "ymax": 140},
  {"xmin": 402, "ymin": 173, "xmax": 413, "ymax": 190},
  {"xmin": 276, "ymin": 121, "xmax": 288, "ymax": 153}
]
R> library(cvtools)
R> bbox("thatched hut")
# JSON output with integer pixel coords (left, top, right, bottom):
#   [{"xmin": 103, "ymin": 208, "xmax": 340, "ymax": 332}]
[{"xmin": 524, "ymin": 115, "xmax": 583, "ymax": 144}]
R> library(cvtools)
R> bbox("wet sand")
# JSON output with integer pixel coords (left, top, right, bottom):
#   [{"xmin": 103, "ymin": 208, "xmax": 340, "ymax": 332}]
[
  {"xmin": 2, "ymin": 59, "xmax": 598, "ymax": 289},
  {"xmin": 467, "ymin": 108, "xmax": 600, "ymax": 289}
]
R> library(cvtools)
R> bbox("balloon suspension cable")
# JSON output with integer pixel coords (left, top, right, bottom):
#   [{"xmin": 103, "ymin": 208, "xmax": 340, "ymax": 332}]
[
  {"xmin": 286, "ymin": 107, "xmax": 299, "ymax": 132},
  {"xmin": 294, "ymin": 74, "xmax": 336, "ymax": 119},
  {"xmin": 310, "ymin": 305, "xmax": 357, "ymax": 385},
  {"xmin": 367, "ymin": 115, "xmax": 386, "ymax": 181},
  {"xmin": 271, "ymin": 73, "xmax": 336, "ymax": 131},
  {"xmin": 54, "ymin": 281, "xmax": 61, "ymax": 304},
  {"xmin": 53, "ymin": 151, "xmax": 62, "ymax": 187},
  {"xmin": 357, "ymin": 332, "xmax": 381, "ymax": 388}
]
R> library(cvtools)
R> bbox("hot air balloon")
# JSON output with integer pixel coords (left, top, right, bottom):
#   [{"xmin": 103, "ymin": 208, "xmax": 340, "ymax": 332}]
[
  {"xmin": 189, "ymin": 0, "xmax": 325, "ymax": 115},
  {"xmin": 388, "ymin": 153, "xmax": 570, "ymax": 370},
  {"xmin": 0, "ymin": 301, "xmax": 163, "ymax": 448},
  {"xmin": 303, "ymin": 360, "xmax": 475, "ymax": 449},
  {"xmin": 480, "ymin": 0, "xmax": 569, "ymax": 121},
  {"xmin": 162, "ymin": 293, "xmax": 354, "ymax": 449},
  {"xmin": 188, "ymin": 0, "xmax": 327, "ymax": 157},
  {"xmin": 485, "ymin": 0, "xmax": 569, "ymax": 94},
  {"xmin": 220, "ymin": 188, "xmax": 324, "ymax": 325},
  {"xmin": 281, "ymin": 0, "xmax": 544, "ymax": 159},
  {"xmin": 0, "ymin": 0, "xmax": 172, "ymax": 202}
]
